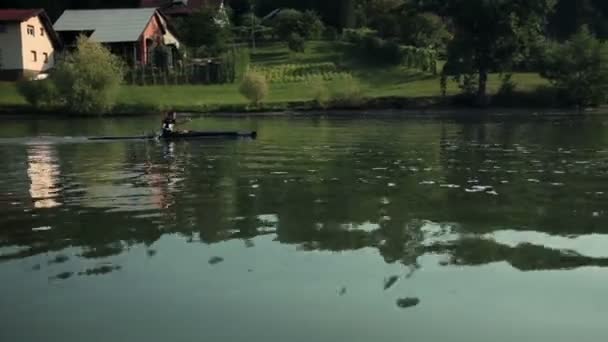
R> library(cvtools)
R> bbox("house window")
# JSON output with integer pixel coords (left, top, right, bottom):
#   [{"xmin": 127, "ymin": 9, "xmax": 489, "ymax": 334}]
[
  {"xmin": 43, "ymin": 52, "xmax": 49, "ymax": 63},
  {"xmin": 40, "ymin": 27, "xmax": 45, "ymax": 36},
  {"xmin": 27, "ymin": 25, "xmax": 35, "ymax": 36},
  {"xmin": 31, "ymin": 51, "xmax": 37, "ymax": 62}
]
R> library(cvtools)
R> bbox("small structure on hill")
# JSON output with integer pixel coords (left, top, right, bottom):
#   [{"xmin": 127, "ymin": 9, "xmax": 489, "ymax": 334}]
[
  {"xmin": 0, "ymin": 9, "xmax": 61, "ymax": 80},
  {"xmin": 53, "ymin": 8, "xmax": 180, "ymax": 66}
]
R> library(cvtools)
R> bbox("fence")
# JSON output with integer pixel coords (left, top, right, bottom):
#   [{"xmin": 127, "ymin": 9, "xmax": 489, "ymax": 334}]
[{"xmin": 124, "ymin": 60, "xmax": 235, "ymax": 86}]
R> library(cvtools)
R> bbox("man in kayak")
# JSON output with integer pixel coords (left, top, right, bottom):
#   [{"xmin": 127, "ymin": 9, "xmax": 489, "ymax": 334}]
[{"xmin": 161, "ymin": 111, "xmax": 178, "ymax": 136}]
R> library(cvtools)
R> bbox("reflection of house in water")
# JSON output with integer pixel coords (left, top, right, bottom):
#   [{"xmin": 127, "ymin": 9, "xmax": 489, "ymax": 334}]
[{"xmin": 27, "ymin": 144, "xmax": 62, "ymax": 209}]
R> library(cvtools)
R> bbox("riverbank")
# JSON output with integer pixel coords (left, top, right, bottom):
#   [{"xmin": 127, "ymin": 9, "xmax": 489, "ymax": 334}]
[
  {"xmin": 0, "ymin": 41, "xmax": 577, "ymax": 116},
  {"xmin": 0, "ymin": 80, "xmax": 576, "ymax": 117}
]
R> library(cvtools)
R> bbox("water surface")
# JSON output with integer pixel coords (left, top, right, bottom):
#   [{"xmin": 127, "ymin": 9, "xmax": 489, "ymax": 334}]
[{"xmin": 1, "ymin": 114, "xmax": 608, "ymax": 342}]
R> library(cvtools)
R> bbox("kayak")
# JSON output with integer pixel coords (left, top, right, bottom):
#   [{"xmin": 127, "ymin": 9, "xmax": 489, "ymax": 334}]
[
  {"xmin": 88, "ymin": 131, "xmax": 257, "ymax": 141},
  {"xmin": 163, "ymin": 131, "xmax": 257, "ymax": 140}
]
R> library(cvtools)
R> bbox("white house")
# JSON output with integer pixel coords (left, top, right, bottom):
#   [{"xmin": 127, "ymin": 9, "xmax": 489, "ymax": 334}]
[{"xmin": 0, "ymin": 9, "xmax": 61, "ymax": 80}]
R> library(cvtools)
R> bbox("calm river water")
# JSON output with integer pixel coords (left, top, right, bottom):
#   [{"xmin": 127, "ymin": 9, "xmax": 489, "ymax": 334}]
[{"xmin": 1, "ymin": 114, "xmax": 607, "ymax": 342}]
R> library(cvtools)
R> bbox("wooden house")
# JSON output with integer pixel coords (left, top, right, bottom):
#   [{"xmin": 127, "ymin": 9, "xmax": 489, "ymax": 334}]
[{"xmin": 53, "ymin": 8, "xmax": 180, "ymax": 66}]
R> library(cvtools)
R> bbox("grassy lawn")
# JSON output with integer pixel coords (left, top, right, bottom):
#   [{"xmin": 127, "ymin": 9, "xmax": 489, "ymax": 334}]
[
  {"xmin": 1, "ymin": 41, "xmax": 550, "ymax": 111},
  {"xmin": 0, "ymin": 82, "xmax": 28, "ymax": 106}
]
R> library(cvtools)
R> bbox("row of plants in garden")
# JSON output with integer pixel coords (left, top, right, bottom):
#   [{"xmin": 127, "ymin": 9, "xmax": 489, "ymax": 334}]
[{"xmin": 249, "ymin": 62, "xmax": 353, "ymax": 83}]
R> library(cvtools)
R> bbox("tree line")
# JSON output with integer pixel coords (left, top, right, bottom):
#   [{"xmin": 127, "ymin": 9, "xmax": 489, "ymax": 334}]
[
  {"xmin": 7, "ymin": 0, "xmax": 608, "ymax": 39},
  {"xmin": 10, "ymin": 0, "xmax": 608, "ymax": 109}
]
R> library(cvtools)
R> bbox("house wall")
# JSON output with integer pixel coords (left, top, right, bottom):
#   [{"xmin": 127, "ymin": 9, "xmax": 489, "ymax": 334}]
[
  {"xmin": 20, "ymin": 16, "xmax": 55, "ymax": 74},
  {"xmin": 0, "ymin": 22, "xmax": 24, "ymax": 71},
  {"xmin": 140, "ymin": 13, "xmax": 165, "ymax": 65}
]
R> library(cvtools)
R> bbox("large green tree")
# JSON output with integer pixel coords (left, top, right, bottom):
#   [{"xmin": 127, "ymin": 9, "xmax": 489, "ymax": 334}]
[
  {"xmin": 174, "ymin": 6, "xmax": 233, "ymax": 56},
  {"xmin": 540, "ymin": 26, "xmax": 608, "ymax": 107},
  {"xmin": 548, "ymin": 0, "xmax": 608, "ymax": 40},
  {"xmin": 439, "ymin": 0, "xmax": 556, "ymax": 104}
]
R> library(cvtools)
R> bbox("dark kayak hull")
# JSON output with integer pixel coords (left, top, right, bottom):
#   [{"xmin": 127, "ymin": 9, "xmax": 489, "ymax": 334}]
[
  {"xmin": 162, "ymin": 131, "xmax": 257, "ymax": 140},
  {"xmin": 89, "ymin": 131, "xmax": 257, "ymax": 141}
]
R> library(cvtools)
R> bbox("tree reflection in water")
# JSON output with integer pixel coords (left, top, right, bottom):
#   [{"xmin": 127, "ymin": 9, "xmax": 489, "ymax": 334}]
[{"xmin": 2, "ymin": 117, "xmax": 608, "ymax": 281}]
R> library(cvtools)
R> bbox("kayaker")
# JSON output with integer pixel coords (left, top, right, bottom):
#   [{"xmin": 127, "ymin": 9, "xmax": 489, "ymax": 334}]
[{"xmin": 161, "ymin": 111, "xmax": 178, "ymax": 136}]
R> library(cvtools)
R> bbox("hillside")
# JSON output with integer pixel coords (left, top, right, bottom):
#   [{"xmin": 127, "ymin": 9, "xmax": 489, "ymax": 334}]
[{"xmin": 0, "ymin": 41, "xmax": 549, "ymax": 113}]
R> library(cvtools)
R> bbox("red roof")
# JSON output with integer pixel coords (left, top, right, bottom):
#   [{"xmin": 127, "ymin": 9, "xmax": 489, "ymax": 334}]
[{"xmin": 0, "ymin": 9, "xmax": 43, "ymax": 22}]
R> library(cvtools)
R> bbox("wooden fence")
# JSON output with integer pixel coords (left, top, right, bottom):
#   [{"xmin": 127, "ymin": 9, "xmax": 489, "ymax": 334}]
[{"xmin": 125, "ymin": 60, "xmax": 233, "ymax": 86}]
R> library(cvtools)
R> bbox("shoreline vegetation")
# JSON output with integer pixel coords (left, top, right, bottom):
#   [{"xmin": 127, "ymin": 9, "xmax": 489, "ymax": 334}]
[{"xmin": 0, "ymin": 41, "xmax": 601, "ymax": 117}]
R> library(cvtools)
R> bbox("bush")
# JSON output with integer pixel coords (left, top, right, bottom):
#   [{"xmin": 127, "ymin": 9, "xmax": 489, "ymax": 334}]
[
  {"xmin": 497, "ymin": 73, "xmax": 517, "ymax": 97},
  {"xmin": 302, "ymin": 10, "xmax": 324, "ymax": 40},
  {"xmin": 352, "ymin": 35, "xmax": 403, "ymax": 66},
  {"xmin": 328, "ymin": 76, "xmax": 364, "ymax": 107},
  {"xmin": 17, "ymin": 79, "xmax": 58, "ymax": 108},
  {"xmin": 239, "ymin": 71, "xmax": 269, "ymax": 105},
  {"xmin": 52, "ymin": 36, "xmax": 124, "ymax": 114},
  {"xmin": 540, "ymin": 26, "xmax": 608, "ymax": 107},
  {"xmin": 288, "ymin": 33, "xmax": 306, "ymax": 53},
  {"xmin": 234, "ymin": 49, "xmax": 251, "ymax": 81},
  {"xmin": 342, "ymin": 27, "xmax": 378, "ymax": 44},
  {"xmin": 399, "ymin": 13, "xmax": 451, "ymax": 51},
  {"xmin": 308, "ymin": 76, "xmax": 330, "ymax": 108},
  {"xmin": 324, "ymin": 26, "xmax": 339, "ymax": 41},
  {"xmin": 383, "ymin": 40, "xmax": 403, "ymax": 64}
]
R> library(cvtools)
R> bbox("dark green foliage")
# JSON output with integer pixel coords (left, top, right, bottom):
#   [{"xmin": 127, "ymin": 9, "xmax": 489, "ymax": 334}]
[
  {"xmin": 52, "ymin": 36, "xmax": 125, "ymax": 114},
  {"xmin": 152, "ymin": 45, "xmax": 172, "ymax": 72},
  {"xmin": 440, "ymin": 0, "xmax": 557, "ymax": 104},
  {"xmin": 287, "ymin": 33, "xmax": 306, "ymax": 53},
  {"xmin": 233, "ymin": 49, "xmax": 251, "ymax": 81},
  {"xmin": 269, "ymin": 9, "xmax": 324, "ymax": 41},
  {"xmin": 16, "ymin": 79, "xmax": 58, "ymax": 108},
  {"xmin": 399, "ymin": 12, "xmax": 451, "ymax": 50},
  {"xmin": 220, "ymin": 48, "xmax": 251, "ymax": 83},
  {"xmin": 548, "ymin": 0, "xmax": 608, "ymax": 40},
  {"xmin": 342, "ymin": 27, "xmax": 378, "ymax": 44},
  {"xmin": 253, "ymin": 0, "xmax": 349, "ymax": 29},
  {"xmin": 343, "ymin": 28, "xmax": 437, "ymax": 70},
  {"xmin": 540, "ymin": 27, "xmax": 608, "ymax": 106},
  {"xmin": 174, "ymin": 6, "xmax": 233, "ymax": 57},
  {"xmin": 324, "ymin": 26, "xmax": 339, "ymax": 41},
  {"xmin": 497, "ymin": 73, "xmax": 517, "ymax": 97}
]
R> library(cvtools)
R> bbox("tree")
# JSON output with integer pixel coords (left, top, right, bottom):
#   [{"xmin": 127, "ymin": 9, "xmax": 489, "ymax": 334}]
[
  {"xmin": 400, "ymin": 12, "xmax": 451, "ymax": 50},
  {"xmin": 548, "ymin": 0, "xmax": 608, "ymax": 40},
  {"xmin": 540, "ymin": 26, "xmax": 608, "ymax": 107},
  {"xmin": 270, "ymin": 9, "xmax": 324, "ymax": 41},
  {"xmin": 174, "ymin": 6, "xmax": 233, "ymax": 57},
  {"xmin": 355, "ymin": 0, "xmax": 404, "ymax": 36},
  {"xmin": 51, "ymin": 36, "xmax": 124, "ymax": 114},
  {"xmin": 440, "ymin": 0, "xmax": 556, "ymax": 105},
  {"xmin": 287, "ymin": 33, "xmax": 306, "ymax": 52}
]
